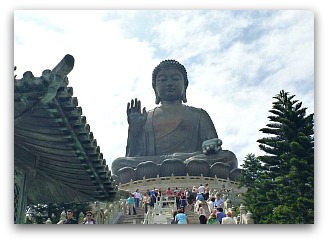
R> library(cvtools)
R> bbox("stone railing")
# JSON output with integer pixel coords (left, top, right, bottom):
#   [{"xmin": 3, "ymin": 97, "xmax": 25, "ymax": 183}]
[
  {"xmin": 223, "ymin": 200, "xmax": 254, "ymax": 224},
  {"xmin": 56, "ymin": 199, "xmax": 126, "ymax": 224},
  {"xmin": 119, "ymin": 174, "xmax": 246, "ymax": 196},
  {"xmin": 238, "ymin": 204, "xmax": 254, "ymax": 224},
  {"xmin": 143, "ymin": 196, "xmax": 176, "ymax": 224},
  {"xmin": 90, "ymin": 199, "xmax": 126, "ymax": 224}
]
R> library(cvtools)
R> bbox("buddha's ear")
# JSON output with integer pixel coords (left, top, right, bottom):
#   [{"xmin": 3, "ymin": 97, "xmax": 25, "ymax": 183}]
[
  {"xmin": 155, "ymin": 96, "xmax": 161, "ymax": 104},
  {"xmin": 182, "ymin": 88, "xmax": 187, "ymax": 103},
  {"xmin": 155, "ymin": 90, "xmax": 161, "ymax": 104}
]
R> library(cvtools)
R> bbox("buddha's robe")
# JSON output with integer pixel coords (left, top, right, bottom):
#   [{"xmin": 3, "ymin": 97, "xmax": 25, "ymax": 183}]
[
  {"xmin": 126, "ymin": 105, "xmax": 218, "ymax": 156},
  {"xmin": 111, "ymin": 105, "xmax": 220, "ymax": 175}
]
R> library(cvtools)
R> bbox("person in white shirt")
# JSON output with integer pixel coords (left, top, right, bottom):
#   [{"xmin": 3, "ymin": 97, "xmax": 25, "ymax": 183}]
[
  {"xmin": 221, "ymin": 211, "xmax": 236, "ymax": 224},
  {"xmin": 213, "ymin": 193, "xmax": 224, "ymax": 208},
  {"xmin": 206, "ymin": 196, "xmax": 215, "ymax": 214},
  {"xmin": 198, "ymin": 184, "xmax": 205, "ymax": 195},
  {"xmin": 133, "ymin": 189, "xmax": 142, "ymax": 208}
]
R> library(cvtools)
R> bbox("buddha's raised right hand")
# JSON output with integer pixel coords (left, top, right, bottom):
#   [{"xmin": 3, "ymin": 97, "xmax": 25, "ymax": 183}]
[{"xmin": 127, "ymin": 98, "xmax": 147, "ymax": 132}]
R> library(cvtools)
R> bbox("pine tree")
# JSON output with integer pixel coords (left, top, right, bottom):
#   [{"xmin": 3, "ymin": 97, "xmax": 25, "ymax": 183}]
[
  {"xmin": 240, "ymin": 153, "xmax": 265, "ymax": 223},
  {"xmin": 255, "ymin": 90, "xmax": 314, "ymax": 223},
  {"xmin": 240, "ymin": 90, "xmax": 314, "ymax": 223}
]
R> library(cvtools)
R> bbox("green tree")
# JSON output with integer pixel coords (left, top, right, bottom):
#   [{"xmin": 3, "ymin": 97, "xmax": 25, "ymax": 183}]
[
  {"xmin": 240, "ymin": 153, "xmax": 264, "ymax": 222},
  {"xmin": 257, "ymin": 90, "xmax": 314, "ymax": 223},
  {"xmin": 241, "ymin": 90, "xmax": 314, "ymax": 224}
]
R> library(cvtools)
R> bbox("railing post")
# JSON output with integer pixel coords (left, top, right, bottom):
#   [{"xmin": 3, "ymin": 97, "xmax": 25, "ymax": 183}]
[
  {"xmin": 108, "ymin": 204, "xmax": 114, "ymax": 223},
  {"xmin": 45, "ymin": 218, "xmax": 52, "ymax": 224},
  {"xmin": 94, "ymin": 201, "xmax": 101, "ymax": 224},
  {"xmin": 231, "ymin": 205, "xmax": 236, "ymax": 218},
  {"xmin": 224, "ymin": 198, "xmax": 232, "ymax": 213},
  {"xmin": 246, "ymin": 211, "xmax": 254, "ymax": 224},
  {"xmin": 78, "ymin": 211, "xmax": 84, "ymax": 224},
  {"xmin": 239, "ymin": 204, "xmax": 246, "ymax": 224},
  {"xmin": 56, "ymin": 210, "xmax": 66, "ymax": 224}
]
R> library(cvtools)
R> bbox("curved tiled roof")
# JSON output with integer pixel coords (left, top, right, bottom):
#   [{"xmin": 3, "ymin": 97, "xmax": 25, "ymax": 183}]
[{"xmin": 14, "ymin": 54, "xmax": 117, "ymax": 204}]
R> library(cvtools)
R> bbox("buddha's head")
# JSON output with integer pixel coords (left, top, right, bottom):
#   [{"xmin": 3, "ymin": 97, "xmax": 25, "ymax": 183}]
[{"xmin": 152, "ymin": 60, "xmax": 189, "ymax": 104}]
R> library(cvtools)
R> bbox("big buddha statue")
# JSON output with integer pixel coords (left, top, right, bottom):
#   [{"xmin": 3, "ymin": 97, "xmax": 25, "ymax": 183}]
[{"xmin": 111, "ymin": 60, "xmax": 241, "ymax": 184}]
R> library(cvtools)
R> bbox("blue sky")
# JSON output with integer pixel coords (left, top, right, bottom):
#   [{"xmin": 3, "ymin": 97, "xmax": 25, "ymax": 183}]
[{"xmin": 14, "ymin": 10, "xmax": 314, "ymax": 171}]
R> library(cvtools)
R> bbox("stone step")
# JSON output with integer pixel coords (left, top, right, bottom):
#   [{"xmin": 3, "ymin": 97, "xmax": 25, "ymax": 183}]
[
  {"xmin": 184, "ymin": 205, "xmax": 211, "ymax": 224},
  {"xmin": 119, "ymin": 215, "xmax": 145, "ymax": 224},
  {"xmin": 117, "ymin": 206, "xmax": 145, "ymax": 224},
  {"xmin": 185, "ymin": 209, "xmax": 200, "ymax": 224},
  {"xmin": 117, "ymin": 204, "xmax": 210, "ymax": 224}
]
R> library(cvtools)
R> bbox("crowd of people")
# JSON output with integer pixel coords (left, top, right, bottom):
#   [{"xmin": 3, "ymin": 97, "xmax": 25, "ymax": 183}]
[
  {"xmin": 125, "ymin": 184, "xmax": 237, "ymax": 224},
  {"xmin": 61, "ymin": 184, "xmax": 237, "ymax": 224}
]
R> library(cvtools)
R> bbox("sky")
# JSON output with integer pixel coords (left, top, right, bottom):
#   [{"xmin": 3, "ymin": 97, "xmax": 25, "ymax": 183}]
[
  {"xmin": 14, "ymin": 10, "xmax": 314, "ymax": 172},
  {"xmin": 3, "ymin": 0, "xmax": 327, "ymax": 240}
]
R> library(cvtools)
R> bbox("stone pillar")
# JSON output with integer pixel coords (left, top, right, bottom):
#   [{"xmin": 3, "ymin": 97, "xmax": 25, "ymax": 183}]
[
  {"xmin": 45, "ymin": 218, "xmax": 52, "ymax": 224},
  {"xmin": 225, "ymin": 198, "xmax": 232, "ymax": 212},
  {"xmin": 108, "ymin": 204, "xmax": 114, "ymax": 223},
  {"xmin": 239, "ymin": 204, "xmax": 246, "ymax": 224},
  {"xmin": 231, "ymin": 205, "xmax": 236, "ymax": 218},
  {"xmin": 78, "ymin": 211, "xmax": 84, "ymax": 224},
  {"xmin": 240, "ymin": 204, "xmax": 246, "ymax": 215},
  {"xmin": 246, "ymin": 211, "xmax": 254, "ymax": 224},
  {"xmin": 57, "ymin": 210, "xmax": 66, "ymax": 224}
]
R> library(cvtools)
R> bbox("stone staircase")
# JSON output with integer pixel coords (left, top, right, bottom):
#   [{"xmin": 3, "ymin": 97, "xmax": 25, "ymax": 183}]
[
  {"xmin": 116, "ymin": 204, "xmax": 210, "ymax": 225},
  {"xmin": 117, "ymin": 206, "xmax": 145, "ymax": 224},
  {"xmin": 184, "ymin": 207, "xmax": 200, "ymax": 224},
  {"xmin": 184, "ymin": 204, "xmax": 211, "ymax": 224}
]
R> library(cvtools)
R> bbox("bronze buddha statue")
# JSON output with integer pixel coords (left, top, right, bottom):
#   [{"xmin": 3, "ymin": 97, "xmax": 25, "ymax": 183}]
[{"xmin": 111, "ymin": 60, "xmax": 241, "ymax": 183}]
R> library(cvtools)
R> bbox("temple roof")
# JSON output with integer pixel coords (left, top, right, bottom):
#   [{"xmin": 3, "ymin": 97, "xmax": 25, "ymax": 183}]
[{"xmin": 14, "ymin": 54, "xmax": 117, "ymax": 204}]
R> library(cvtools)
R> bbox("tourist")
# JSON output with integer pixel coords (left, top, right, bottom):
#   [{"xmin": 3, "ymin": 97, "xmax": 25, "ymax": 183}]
[
  {"xmin": 179, "ymin": 192, "xmax": 187, "ymax": 213},
  {"xmin": 143, "ymin": 192, "xmax": 151, "ymax": 214},
  {"xmin": 133, "ymin": 189, "xmax": 141, "ymax": 208},
  {"xmin": 149, "ymin": 189, "xmax": 157, "ymax": 209},
  {"xmin": 204, "ymin": 183, "xmax": 210, "ymax": 200},
  {"xmin": 216, "ymin": 207, "xmax": 226, "ymax": 224},
  {"xmin": 196, "ymin": 191, "xmax": 205, "ymax": 203},
  {"xmin": 197, "ymin": 203, "xmax": 207, "ymax": 224},
  {"xmin": 186, "ymin": 188, "xmax": 194, "ymax": 211},
  {"xmin": 170, "ymin": 211, "xmax": 178, "ymax": 224},
  {"xmin": 126, "ymin": 193, "xmax": 137, "ymax": 215},
  {"xmin": 222, "ymin": 211, "xmax": 236, "ymax": 224},
  {"xmin": 82, "ymin": 211, "xmax": 96, "ymax": 224},
  {"xmin": 207, "ymin": 211, "xmax": 220, "ymax": 224},
  {"xmin": 206, "ymin": 196, "xmax": 215, "ymax": 214},
  {"xmin": 63, "ymin": 209, "xmax": 78, "ymax": 224},
  {"xmin": 198, "ymin": 184, "xmax": 205, "ymax": 198},
  {"xmin": 214, "ymin": 193, "xmax": 224, "ymax": 209},
  {"xmin": 175, "ymin": 208, "xmax": 188, "ymax": 224},
  {"xmin": 166, "ymin": 187, "xmax": 173, "ymax": 199},
  {"xmin": 174, "ymin": 187, "xmax": 181, "ymax": 210}
]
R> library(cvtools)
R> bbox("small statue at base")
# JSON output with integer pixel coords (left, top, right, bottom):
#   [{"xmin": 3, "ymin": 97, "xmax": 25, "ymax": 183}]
[{"xmin": 111, "ymin": 60, "xmax": 241, "ymax": 183}]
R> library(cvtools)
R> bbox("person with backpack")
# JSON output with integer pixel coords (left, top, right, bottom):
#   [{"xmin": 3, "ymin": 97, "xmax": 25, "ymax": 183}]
[{"xmin": 186, "ymin": 188, "xmax": 194, "ymax": 211}]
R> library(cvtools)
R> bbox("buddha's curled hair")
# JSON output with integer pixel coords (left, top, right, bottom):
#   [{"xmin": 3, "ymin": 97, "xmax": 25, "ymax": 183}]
[{"xmin": 152, "ymin": 60, "xmax": 189, "ymax": 89}]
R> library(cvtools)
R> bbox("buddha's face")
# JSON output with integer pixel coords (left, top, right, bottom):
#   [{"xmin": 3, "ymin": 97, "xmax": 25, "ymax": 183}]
[{"xmin": 155, "ymin": 68, "xmax": 185, "ymax": 103}]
